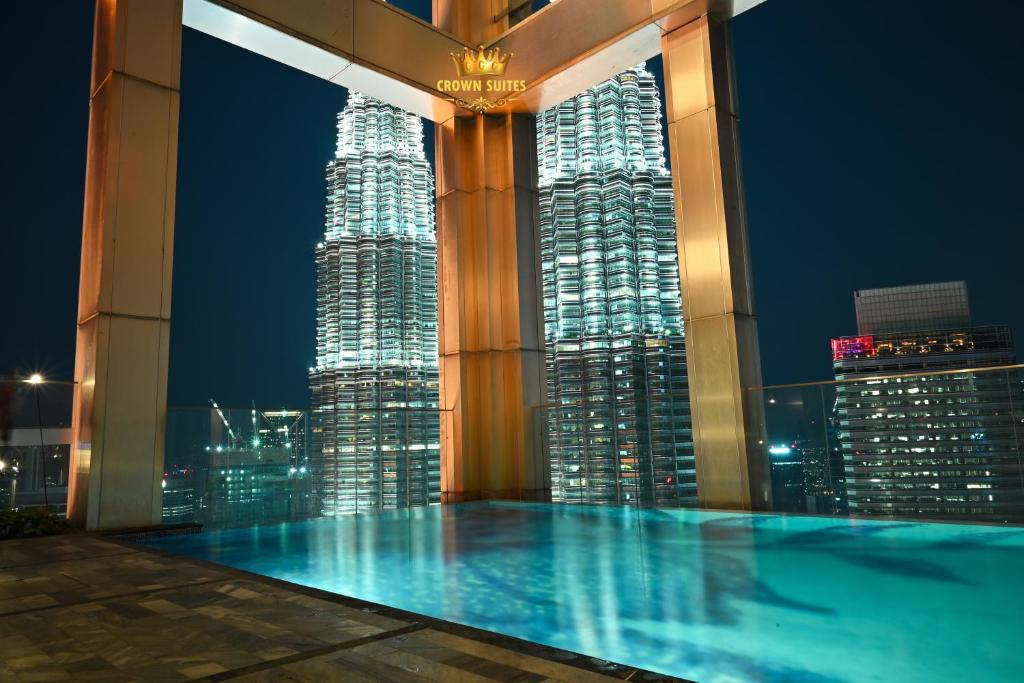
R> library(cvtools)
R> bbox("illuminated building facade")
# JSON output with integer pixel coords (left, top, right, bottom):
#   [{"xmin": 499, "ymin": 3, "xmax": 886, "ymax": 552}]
[
  {"xmin": 201, "ymin": 449, "xmax": 313, "ymax": 528},
  {"xmin": 854, "ymin": 280, "xmax": 970, "ymax": 335},
  {"xmin": 767, "ymin": 438, "xmax": 847, "ymax": 515},
  {"xmin": 537, "ymin": 65, "xmax": 694, "ymax": 506},
  {"xmin": 833, "ymin": 283, "xmax": 1024, "ymax": 521},
  {"xmin": 161, "ymin": 403, "xmax": 314, "ymax": 526},
  {"xmin": 160, "ymin": 470, "xmax": 196, "ymax": 524},
  {"xmin": 310, "ymin": 92, "xmax": 441, "ymax": 515}
]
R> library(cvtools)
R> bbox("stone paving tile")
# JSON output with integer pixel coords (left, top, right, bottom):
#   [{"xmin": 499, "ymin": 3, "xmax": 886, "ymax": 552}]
[
  {"xmin": 0, "ymin": 535, "xmax": 678, "ymax": 683},
  {"xmin": 407, "ymin": 630, "xmax": 626, "ymax": 682},
  {"xmin": 0, "ymin": 535, "xmax": 133, "ymax": 569},
  {"xmin": 0, "ymin": 542, "xmax": 229, "ymax": 617},
  {"xmin": 0, "ymin": 554, "xmax": 410, "ymax": 681}
]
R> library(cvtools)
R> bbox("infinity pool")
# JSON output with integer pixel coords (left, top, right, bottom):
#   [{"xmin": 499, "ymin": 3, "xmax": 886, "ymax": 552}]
[{"xmin": 143, "ymin": 502, "xmax": 1024, "ymax": 682}]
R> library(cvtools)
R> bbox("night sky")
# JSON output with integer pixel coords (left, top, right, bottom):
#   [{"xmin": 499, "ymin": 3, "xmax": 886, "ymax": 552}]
[{"xmin": 2, "ymin": 0, "xmax": 1023, "ymax": 408}]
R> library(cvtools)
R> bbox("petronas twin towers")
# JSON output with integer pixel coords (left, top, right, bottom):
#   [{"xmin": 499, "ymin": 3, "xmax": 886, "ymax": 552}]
[
  {"xmin": 309, "ymin": 93, "xmax": 441, "ymax": 515},
  {"xmin": 539, "ymin": 66, "xmax": 694, "ymax": 507},
  {"xmin": 312, "ymin": 67, "xmax": 694, "ymax": 513}
]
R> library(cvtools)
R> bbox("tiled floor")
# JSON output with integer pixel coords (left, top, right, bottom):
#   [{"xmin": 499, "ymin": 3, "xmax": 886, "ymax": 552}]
[{"xmin": 0, "ymin": 534, "xmax": 683, "ymax": 682}]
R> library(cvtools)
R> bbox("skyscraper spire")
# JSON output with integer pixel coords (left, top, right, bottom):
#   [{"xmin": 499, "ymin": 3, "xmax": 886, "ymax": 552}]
[{"xmin": 311, "ymin": 92, "xmax": 440, "ymax": 515}]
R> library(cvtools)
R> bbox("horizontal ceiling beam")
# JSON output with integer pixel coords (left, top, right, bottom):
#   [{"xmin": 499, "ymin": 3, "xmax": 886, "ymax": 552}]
[
  {"xmin": 183, "ymin": 0, "xmax": 766, "ymax": 121},
  {"xmin": 184, "ymin": 0, "xmax": 461, "ymax": 121},
  {"xmin": 491, "ymin": 0, "xmax": 766, "ymax": 111}
]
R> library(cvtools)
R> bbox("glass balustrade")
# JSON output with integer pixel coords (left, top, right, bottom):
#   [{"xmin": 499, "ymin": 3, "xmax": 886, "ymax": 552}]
[
  {"xmin": 0, "ymin": 379, "xmax": 73, "ymax": 514},
  {"xmin": 749, "ymin": 364, "xmax": 1024, "ymax": 524},
  {"xmin": 5, "ymin": 371, "xmax": 1020, "ymax": 526},
  {"xmin": 528, "ymin": 359, "xmax": 1024, "ymax": 524},
  {"xmin": 162, "ymin": 404, "xmax": 451, "ymax": 529}
]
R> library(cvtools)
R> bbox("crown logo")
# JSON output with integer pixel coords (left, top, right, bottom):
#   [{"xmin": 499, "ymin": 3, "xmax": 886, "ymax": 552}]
[{"xmin": 450, "ymin": 44, "xmax": 512, "ymax": 78}]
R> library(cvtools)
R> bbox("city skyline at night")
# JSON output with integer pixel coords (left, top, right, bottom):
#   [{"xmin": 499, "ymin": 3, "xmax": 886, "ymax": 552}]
[
  {"xmin": 5, "ymin": 1, "xmax": 1024, "ymax": 403},
  {"xmin": 1, "ymin": 3, "xmax": 1023, "ymax": 680}
]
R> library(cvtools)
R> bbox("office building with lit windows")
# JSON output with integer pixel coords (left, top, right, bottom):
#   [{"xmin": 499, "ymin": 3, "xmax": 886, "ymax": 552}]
[
  {"xmin": 309, "ymin": 92, "xmax": 441, "ymax": 515},
  {"xmin": 161, "ymin": 403, "xmax": 314, "ymax": 526},
  {"xmin": 537, "ymin": 64, "xmax": 694, "ymax": 506},
  {"xmin": 833, "ymin": 282, "xmax": 1024, "ymax": 521}
]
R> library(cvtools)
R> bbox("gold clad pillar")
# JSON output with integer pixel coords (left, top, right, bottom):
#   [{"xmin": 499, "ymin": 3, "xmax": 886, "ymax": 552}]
[
  {"xmin": 434, "ymin": 2, "xmax": 548, "ymax": 502},
  {"xmin": 662, "ymin": 15, "xmax": 771, "ymax": 510},
  {"xmin": 70, "ymin": 0, "xmax": 181, "ymax": 529},
  {"xmin": 435, "ymin": 112, "xmax": 548, "ymax": 503}
]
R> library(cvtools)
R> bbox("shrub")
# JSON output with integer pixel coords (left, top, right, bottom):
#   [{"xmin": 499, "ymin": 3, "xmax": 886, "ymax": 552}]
[{"xmin": 0, "ymin": 507, "xmax": 67, "ymax": 539}]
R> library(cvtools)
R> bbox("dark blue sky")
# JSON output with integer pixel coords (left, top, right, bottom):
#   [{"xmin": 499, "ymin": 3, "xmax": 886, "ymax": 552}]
[{"xmin": 2, "ymin": 0, "xmax": 1023, "ymax": 407}]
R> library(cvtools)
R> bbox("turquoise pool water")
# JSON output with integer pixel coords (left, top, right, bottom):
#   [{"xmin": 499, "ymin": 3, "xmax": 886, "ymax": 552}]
[{"xmin": 143, "ymin": 502, "xmax": 1024, "ymax": 682}]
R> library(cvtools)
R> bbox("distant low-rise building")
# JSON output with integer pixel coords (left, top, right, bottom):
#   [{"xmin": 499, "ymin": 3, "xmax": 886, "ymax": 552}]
[{"xmin": 161, "ymin": 404, "xmax": 314, "ymax": 527}]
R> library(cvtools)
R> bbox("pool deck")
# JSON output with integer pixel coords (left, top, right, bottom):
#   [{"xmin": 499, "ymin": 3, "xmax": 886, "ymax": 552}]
[{"xmin": 0, "ymin": 533, "xmax": 684, "ymax": 682}]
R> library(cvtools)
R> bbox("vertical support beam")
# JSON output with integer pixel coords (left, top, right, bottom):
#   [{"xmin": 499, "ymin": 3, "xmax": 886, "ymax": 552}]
[
  {"xmin": 70, "ymin": 0, "xmax": 182, "ymax": 530},
  {"xmin": 435, "ymin": 111, "xmax": 548, "ymax": 502},
  {"xmin": 662, "ymin": 15, "xmax": 771, "ymax": 510},
  {"xmin": 434, "ymin": 1, "xmax": 547, "ymax": 503}
]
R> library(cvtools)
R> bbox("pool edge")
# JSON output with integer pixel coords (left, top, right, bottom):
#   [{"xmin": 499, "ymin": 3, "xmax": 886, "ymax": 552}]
[{"xmin": 105, "ymin": 531, "xmax": 695, "ymax": 683}]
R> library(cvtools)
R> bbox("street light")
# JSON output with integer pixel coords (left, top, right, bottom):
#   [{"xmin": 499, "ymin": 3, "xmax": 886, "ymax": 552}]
[{"xmin": 24, "ymin": 374, "xmax": 48, "ymax": 508}]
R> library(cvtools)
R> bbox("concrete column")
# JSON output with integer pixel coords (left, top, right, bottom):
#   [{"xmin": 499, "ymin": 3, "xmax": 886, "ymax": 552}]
[
  {"xmin": 70, "ymin": 0, "xmax": 182, "ymax": 530},
  {"xmin": 435, "ymin": 111, "xmax": 548, "ymax": 502},
  {"xmin": 662, "ymin": 15, "xmax": 771, "ymax": 510}
]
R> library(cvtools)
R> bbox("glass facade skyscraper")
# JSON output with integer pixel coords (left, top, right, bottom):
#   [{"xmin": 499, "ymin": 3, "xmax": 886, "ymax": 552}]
[
  {"xmin": 310, "ymin": 92, "xmax": 440, "ymax": 515},
  {"xmin": 537, "ymin": 65, "xmax": 694, "ymax": 506},
  {"xmin": 833, "ymin": 283, "xmax": 1024, "ymax": 522}
]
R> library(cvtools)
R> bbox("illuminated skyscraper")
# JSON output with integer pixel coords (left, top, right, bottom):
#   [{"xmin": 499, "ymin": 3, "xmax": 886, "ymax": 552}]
[
  {"xmin": 537, "ymin": 65, "xmax": 694, "ymax": 506},
  {"xmin": 833, "ymin": 282, "xmax": 1024, "ymax": 521},
  {"xmin": 310, "ymin": 92, "xmax": 440, "ymax": 514}
]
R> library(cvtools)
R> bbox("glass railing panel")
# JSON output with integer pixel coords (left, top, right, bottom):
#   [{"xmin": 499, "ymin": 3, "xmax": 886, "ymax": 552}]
[
  {"xmin": 530, "ymin": 361, "xmax": 1024, "ymax": 523},
  {"xmin": 751, "ymin": 365, "xmax": 1024, "ymax": 524},
  {"xmin": 0, "ymin": 379, "xmax": 73, "ymax": 513},
  {"xmin": 749, "ymin": 381, "xmax": 846, "ymax": 516},
  {"xmin": 163, "ymin": 404, "xmax": 313, "ymax": 529},
  {"xmin": 1003, "ymin": 368, "xmax": 1024, "ymax": 521},
  {"xmin": 533, "ymin": 389, "xmax": 696, "ymax": 511},
  {"xmin": 163, "ymin": 405, "xmax": 450, "ymax": 530}
]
